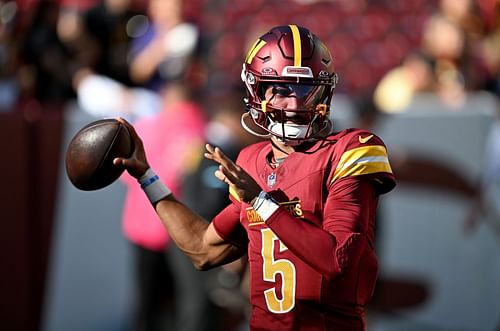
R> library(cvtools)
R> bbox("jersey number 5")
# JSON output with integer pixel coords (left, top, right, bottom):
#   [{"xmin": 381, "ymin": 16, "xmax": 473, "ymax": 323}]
[{"xmin": 261, "ymin": 228, "xmax": 296, "ymax": 313}]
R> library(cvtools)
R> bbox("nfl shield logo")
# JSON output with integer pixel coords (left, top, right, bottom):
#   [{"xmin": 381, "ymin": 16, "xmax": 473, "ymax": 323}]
[{"xmin": 267, "ymin": 173, "xmax": 276, "ymax": 188}]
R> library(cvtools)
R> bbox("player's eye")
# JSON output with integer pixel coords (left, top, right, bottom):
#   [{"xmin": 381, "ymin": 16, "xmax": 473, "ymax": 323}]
[
  {"xmin": 260, "ymin": 84, "xmax": 293, "ymax": 100},
  {"xmin": 272, "ymin": 85, "xmax": 294, "ymax": 97}
]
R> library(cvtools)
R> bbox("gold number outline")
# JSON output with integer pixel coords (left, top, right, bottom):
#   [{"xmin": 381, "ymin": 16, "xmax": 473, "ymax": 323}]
[{"xmin": 261, "ymin": 228, "xmax": 296, "ymax": 313}]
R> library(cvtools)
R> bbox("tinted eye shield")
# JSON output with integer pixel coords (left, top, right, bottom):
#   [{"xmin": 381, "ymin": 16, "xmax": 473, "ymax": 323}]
[
  {"xmin": 260, "ymin": 83, "xmax": 327, "ymax": 102},
  {"xmin": 258, "ymin": 83, "xmax": 330, "ymax": 123}
]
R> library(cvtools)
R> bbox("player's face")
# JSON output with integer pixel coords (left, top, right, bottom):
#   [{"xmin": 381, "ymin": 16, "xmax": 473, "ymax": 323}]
[{"xmin": 262, "ymin": 83, "xmax": 326, "ymax": 125}]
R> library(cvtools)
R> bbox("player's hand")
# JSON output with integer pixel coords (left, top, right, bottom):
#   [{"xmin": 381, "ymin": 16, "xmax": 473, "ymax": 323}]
[
  {"xmin": 113, "ymin": 117, "xmax": 150, "ymax": 179},
  {"xmin": 204, "ymin": 144, "xmax": 262, "ymax": 204}
]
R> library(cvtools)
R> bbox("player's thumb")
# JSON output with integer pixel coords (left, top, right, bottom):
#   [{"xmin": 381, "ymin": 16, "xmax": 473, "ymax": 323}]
[{"xmin": 114, "ymin": 157, "xmax": 148, "ymax": 179}]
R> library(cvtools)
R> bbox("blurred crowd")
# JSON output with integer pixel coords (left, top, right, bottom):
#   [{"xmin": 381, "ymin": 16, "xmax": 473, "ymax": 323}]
[
  {"xmin": 0, "ymin": 0, "xmax": 498, "ymax": 115},
  {"xmin": 2, "ymin": 0, "xmax": 499, "ymax": 330}
]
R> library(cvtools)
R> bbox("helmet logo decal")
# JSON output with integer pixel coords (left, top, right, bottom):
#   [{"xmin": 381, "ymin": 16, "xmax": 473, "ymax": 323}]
[
  {"xmin": 245, "ymin": 39, "xmax": 267, "ymax": 64},
  {"xmin": 282, "ymin": 66, "xmax": 313, "ymax": 78},
  {"xmin": 262, "ymin": 67, "xmax": 277, "ymax": 76},
  {"xmin": 246, "ymin": 72, "xmax": 256, "ymax": 84},
  {"xmin": 318, "ymin": 70, "xmax": 330, "ymax": 78},
  {"xmin": 288, "ymin": 24, "xmax": 302, "ymax": 67}
]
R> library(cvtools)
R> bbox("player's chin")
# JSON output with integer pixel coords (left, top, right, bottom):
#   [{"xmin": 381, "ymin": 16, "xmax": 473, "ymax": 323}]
[
  {"xmin": 270, "ymin": 135, "xmax": 302, "ymax": 147},
  {"xmin": 284, "ymin": 140, "xmax": 303, "ymax": 147}
]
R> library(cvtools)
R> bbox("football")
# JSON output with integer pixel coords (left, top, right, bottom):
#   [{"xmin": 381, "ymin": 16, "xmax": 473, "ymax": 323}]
[{"xmin": 65, "ymin": 118, "xmax": 134, "ymax": 191}]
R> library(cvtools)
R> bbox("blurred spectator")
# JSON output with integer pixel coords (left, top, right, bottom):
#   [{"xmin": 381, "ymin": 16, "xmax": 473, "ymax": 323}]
[
  {"xmin": 19, "ymin": 1, "xmax": 76, "ymax": 105},
  {"xmin": 119, "ymin": 3, "xmax": 209, "ymax": 323},
  {"xmin": 180, "ymin": 92, "xmax": 259, "ymax": 331},
  {"xmin": 128, "ymin": 0, "xmax": 200, "ymax": 92},
  {"xmin": 480, "ymin": 1, "xmax": 500, "ymax": 96},
  {"xmin": 182, "ymin": 93, "xmax": 259, "ymax": 219},
  {"xmin": 374, "ymin": 52, "xmax": 435, "ymax": 113},
  {"xmin": 420, "ymin": 12, "xmax": 490, "ymax": 102},
  {"xmin": 0, "ymin": 1, "xmax": 19, "ymax": 112},
  {"xmin": 56, "ymin": 0, "xmax": 158, "ymax": 120},
  {"xmin": 438, "ymin": 0, "xmax": 485, "ymax": 41},
  {"xmin": 71, "ymin": 67, "xmax": 161, "ymax": 121},
  {"xmin": 119, "ymin": 77, "xmax": 208, "ymax": 331},
  {"xmin": 77, "ymin": 0, "xmax": 143, "ymax": 86},
  {"xmin": 374, "ymin": 6, "xmax": 492, "ymax": 113}
]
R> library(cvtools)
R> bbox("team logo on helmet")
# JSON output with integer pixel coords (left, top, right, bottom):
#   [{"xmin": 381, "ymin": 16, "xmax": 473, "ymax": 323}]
[
  {"xmin": 318, "ymin": 70, "xmax": 330, "ymax": 78},
  {"xmin": 282, "ymin": 66, "xmax": 313, "ymax": 78},
  {"xmin": 261, "ymin": 67, "xmax": 277, "ymax": 76}
]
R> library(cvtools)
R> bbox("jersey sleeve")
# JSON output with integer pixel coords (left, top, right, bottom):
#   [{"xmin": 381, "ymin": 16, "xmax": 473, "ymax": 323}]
[
  {"xmin": 212, "ymin": 202, "xmax": 248, "ymax": 249},
  {"xmin": 265, "ymin": 176, "xmax": 377, "ymax": 279},
  {"xmin": 330, "ymin": 130, "xmax": 396, "ymax": 194}
]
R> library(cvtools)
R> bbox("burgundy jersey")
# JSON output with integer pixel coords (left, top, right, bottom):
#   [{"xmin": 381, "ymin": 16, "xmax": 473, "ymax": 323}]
[{"xmin": 212, "ymin": 128, "xmax": 396, "ymax": 331}]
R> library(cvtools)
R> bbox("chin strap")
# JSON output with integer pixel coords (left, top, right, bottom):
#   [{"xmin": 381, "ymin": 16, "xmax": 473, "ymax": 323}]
[
  {"xmin": 240, "ymin": 112, "xmax": 271, "ymax": 138},
  {"xmin": 240, "ymin": 108, "xmax": 333, "ymax": 142},
  {"xmin": 315, "ymin": 118, "xmax": 333, "ymax": 137}
]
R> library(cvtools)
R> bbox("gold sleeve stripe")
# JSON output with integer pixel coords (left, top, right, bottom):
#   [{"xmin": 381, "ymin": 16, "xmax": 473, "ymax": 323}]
[
  {"xmin": 288, "ymin": 24, "xmax": 302, "ymax": 67},
  {"xmin": 332, "ymin": 145, "xmax": 393, "ymax": 183},
  {"xmin": 245, "ymin": 39, "xmax": 266, "ymax": 64},
  {"xmin": 229, "ymin": 186, "xmax": 241, "ymax": 202}
]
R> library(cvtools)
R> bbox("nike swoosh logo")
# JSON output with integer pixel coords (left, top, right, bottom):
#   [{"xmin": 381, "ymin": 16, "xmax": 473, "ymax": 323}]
[{"xmin": 359, "ymin": 134, "xmax": 374, "ymax": 144}]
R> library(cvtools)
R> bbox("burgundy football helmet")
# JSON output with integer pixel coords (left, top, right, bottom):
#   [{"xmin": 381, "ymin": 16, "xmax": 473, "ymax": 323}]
[{"xmin": 241, "ymin": 25, "xmax": 338, "ymax": 143}]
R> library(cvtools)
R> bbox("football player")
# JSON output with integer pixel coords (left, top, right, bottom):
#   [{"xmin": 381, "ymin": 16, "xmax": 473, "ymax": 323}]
[{"xmin": 115, "ymin": 25, "xmax": 396, "ymax": 330}]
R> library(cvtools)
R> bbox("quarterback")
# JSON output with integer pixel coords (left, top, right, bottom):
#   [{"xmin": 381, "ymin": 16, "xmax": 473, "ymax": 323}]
[{"xmin": 115, "ymin": 25, "xmax": 396, "ymax": 330}]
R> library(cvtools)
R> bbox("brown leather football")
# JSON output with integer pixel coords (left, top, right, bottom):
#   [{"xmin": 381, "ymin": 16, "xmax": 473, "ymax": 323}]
[{"xmin": 65, "ymin": 119, "xmax": 134, "ymax": 191}]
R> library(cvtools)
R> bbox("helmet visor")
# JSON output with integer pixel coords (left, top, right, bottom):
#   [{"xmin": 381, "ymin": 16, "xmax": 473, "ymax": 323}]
[
  {"xmin": 259, "ymin": 83, "xmax": 329, "ymax": 110},
  {"xmin": 259, "ymin": 83, "xmax": 329, "ymax": 125}
]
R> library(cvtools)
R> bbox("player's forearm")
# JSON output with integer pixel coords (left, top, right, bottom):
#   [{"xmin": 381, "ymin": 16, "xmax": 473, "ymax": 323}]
[
  {"xmin": 255, "ymin": 178, "xmax": 374, "ymax": 279},
  {"xmin": 155, "ymin": 195, "xmax": 242, "ymax": 270},
  {"xmin": 266, "ymin": 208, "xmax": 341, "ymax": 278}
]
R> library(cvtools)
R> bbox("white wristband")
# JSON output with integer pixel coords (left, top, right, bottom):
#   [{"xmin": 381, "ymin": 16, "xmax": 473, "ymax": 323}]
[
  {"xmin": 252, "ymin": 191, "xmax": 279, "ymax": 221},
  {"xmin": 139, "ymin": 168, "xmax": 172, "ymax": 204}
]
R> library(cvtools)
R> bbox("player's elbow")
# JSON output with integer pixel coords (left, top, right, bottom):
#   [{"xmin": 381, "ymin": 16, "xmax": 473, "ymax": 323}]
[
  {"xmin": 332, "ymin": 233, "xmax": 368, "ymax": 278},
  {"xmin": 185, "ymin": 252, "xmax": 215, "ymax": 271},
  {"xmin": 193, "ymin": 258, "xmax": 216, "ymax": 271},
  {"xmin": 318, "ymin": 262, "xmax": 341, "ymax": 280},
  {"xmin": 320, "ymin": 256, "xmax": 359, "ymax": 279}
]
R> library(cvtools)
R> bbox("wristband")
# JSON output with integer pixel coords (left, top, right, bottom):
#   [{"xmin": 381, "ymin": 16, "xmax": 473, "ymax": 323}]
[
  {"xmin": 252, "ymin": 191, "xmax": 279, "ymax": 221},
  {"xmin": 139, "ymin": 168, "xmax": 172, "ymax": 204}
]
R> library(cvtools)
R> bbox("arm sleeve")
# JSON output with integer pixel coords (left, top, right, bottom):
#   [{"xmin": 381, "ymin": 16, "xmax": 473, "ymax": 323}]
[
  {"xmin": 212, "ymin": 202, "xmax": 248, "ymax": 249},
  {"xmin": 265, "ymin": 177, "xmax": 377, "ymax": 279}
]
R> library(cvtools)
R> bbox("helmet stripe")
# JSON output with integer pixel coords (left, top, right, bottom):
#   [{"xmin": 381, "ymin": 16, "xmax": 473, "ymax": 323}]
[
  {"xmin": 246, "ymin": 39, "xmax": 266, "ymax": 64},
  {"xmin": 288, "ymin": 24, "xmax": 302, "ymax": 67}
]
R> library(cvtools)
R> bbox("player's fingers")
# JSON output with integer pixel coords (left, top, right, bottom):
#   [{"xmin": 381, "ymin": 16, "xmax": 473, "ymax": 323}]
[
  {"xmin": 218, "ymin": 164, "xmax": 240, "ymax": 184},
  {"xmin": 213, "ymin": 147, "xmax": 241, "ymax": 175},
  {"xmin": 214, "ymin": 168, "xmax": 228, "ymax": 183},
  {"xmin": 205, "ymin": 144, "xmax": 231, "ymax": 165},
  {"xmin": 116, "ymin": 117, "xmax": 133, "ymax": 132},
  {"xmin": 117, "ymin": 118, "xmax": 143, "ymax": 154},
  {"xmin": 113, "ymin": 157, "xmax": 122, "ymax": 166},
  {"xmin": 117, "ymin": 117, "xmax": 141, "ymax": 143},
  {"xmin": 204, "ymin": 144, "xmax": 216, "ymax": 161},
  {"xmin": 205, "ymin": 144, "xmax": 245, "ymax": 184},
  {"xmin": 205, "ymin": 143, "xmax": 215, "ymax": 153},
  {"xmin": 214, "ymin": 167, "xmax": 237, "ymax": 188},
  {"xmin": 113, "ymin": 156, "xmax": 134, "ymax": 167}
]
